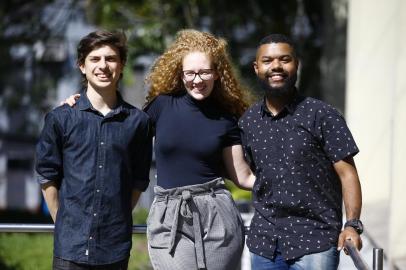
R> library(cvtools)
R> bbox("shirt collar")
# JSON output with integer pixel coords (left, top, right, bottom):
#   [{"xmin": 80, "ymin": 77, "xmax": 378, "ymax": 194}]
[
  {"xmin": 260, "ymin": 89, "xmax": 302, "ymax": 118},
  {"xmin": 76, "ymin": 89, "xmax": 130, "ymax": 116}
]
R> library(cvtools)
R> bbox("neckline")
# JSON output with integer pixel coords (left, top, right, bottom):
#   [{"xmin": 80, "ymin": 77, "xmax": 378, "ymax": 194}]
[{"xmin": 182, "ymin": 92, "xmax": 214, "ymax": 108}]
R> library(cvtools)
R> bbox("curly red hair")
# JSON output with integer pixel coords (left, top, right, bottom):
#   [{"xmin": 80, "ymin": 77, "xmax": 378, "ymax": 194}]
[{"xmin": 145, "ymin": 29, "xmax": 251, "ymax": 117}]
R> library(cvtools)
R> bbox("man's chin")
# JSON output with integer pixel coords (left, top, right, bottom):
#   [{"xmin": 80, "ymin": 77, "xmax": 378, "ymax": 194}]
[
  {"xmin": 262, "ymin": 83, "xmax": 292, "ymax": 97},
  {"xmin": 258, "ymin": 74, "xmax": 297, "ymax": 98}
]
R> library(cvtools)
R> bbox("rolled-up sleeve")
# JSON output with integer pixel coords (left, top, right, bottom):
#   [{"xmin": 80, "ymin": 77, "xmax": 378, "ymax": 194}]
[
  {"xmin": 130, "ymin": 117, "xmax": 153, "ymax": 191},
  {"xmin": 35, "ymin": 112, "xmax": 63, "ymax": 186}
]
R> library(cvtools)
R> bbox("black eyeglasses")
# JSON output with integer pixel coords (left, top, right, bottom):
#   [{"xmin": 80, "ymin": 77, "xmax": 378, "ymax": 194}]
[{"xmin": 182, "ymin": 69, "xmax": 214, "ymax": 82}]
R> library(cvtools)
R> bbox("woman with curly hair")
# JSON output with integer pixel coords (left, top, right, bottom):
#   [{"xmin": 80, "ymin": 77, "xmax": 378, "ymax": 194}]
[{"xmin": 144, "ymin": 29, "xmax": 255, "ymax": 270}]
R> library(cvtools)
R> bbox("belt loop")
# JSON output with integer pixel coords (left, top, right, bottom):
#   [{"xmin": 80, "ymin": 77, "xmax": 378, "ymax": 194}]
[{"xmin": 180, "ymin": 190, "xmax": 192, "ymax": 218}]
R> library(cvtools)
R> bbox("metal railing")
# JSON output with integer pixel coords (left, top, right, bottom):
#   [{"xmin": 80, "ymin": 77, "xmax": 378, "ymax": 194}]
[
  {"xmin": 345, "ymin": 239, "xmax": 370, "ymax": 270},
  {"xmin": 0, "ymin": 223, "xmax": 384, "ymax": 270},
  {"xmin": 0, "ymin": 223, "xmax": 147, "ymax": 234}
]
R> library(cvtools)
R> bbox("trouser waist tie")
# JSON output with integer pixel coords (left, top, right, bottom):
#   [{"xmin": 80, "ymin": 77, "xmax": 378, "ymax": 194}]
[{"xmin": 168, "ymin": 190, "xmax": 206, "ymax": 269}]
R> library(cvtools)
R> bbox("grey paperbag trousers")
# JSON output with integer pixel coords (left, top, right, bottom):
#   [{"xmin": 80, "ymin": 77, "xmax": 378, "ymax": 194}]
[{"xmin": 147, "ymin": 178, "xmax": 245, "ymax": 270}]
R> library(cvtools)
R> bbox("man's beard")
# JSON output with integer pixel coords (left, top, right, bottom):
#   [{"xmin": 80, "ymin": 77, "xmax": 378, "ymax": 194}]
[{"xmin": 257, "ymin": 72, "xmax": 297, "ymax": 98}]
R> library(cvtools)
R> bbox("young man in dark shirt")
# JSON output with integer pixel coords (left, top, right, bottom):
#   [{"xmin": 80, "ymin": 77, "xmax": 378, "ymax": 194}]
[
  {"xmin": 239, "ymin": 34, "xmax": 363, "ymax": 270},
  {"xmin": 36, "ymin": 30, "xmax": 152, "ymax": 270}
]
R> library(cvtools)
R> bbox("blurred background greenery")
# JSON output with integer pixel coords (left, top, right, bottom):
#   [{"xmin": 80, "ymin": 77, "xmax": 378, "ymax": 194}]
[{"xmin": 0, "ymin": 0, "xmax": 348, "ymax": 137}]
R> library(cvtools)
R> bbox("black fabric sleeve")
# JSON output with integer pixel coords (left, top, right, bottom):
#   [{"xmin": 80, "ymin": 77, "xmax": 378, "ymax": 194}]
[
  {"xmin": 130, "ymin": 116, "xmax": 153, "ymax": 191},
  {"xmin": 35, "ymin": 111, "xmax": 64, "ymax": 186}
]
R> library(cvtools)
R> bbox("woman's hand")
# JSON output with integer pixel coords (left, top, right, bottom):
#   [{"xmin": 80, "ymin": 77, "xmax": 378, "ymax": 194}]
[{"xmin": 60, "ymin": 94, "xmax": 81, "ymax": 107}]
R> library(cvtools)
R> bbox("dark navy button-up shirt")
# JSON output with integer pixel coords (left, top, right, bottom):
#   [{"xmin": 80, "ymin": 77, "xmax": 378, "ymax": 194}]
[
  {"xmin": 239, "ymin": 94, "xmax": 359, "ymax": 260},
  {"xmin": 35, "ymin": 91, "xmax": 152, "ymax": 265}
]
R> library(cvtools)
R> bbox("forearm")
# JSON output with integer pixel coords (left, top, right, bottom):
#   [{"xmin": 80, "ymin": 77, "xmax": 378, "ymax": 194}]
[
  {"xmin": 41, "ymin": 182, "xmax": 59, "ymax": 222},
  {"xmin": 334, "ymin": 157, "xmax": 362, "ymax": 220},
  {"xmin": 342, "ymin": 176, "xmax": 362, "ymax": 220},
  {"xmin": 223, "ymin": 145, "xmax": 255, "ymax": 190},
  {"xmin": 334, "ymin": 157, "xmax": 363, "ymax": 251}
]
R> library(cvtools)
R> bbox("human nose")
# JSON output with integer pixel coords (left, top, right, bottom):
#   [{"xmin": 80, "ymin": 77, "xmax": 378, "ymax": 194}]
[
  {"xmin": 192, "ymin": 73, "xmax": 203, "ymax": 83},
  {"xmin": 98, "ymin": 58, "xmax": 108, "ymax": 69},
  {"xmin": 270, "ymin": 59, "xmax": 282, "ymax": 70}
]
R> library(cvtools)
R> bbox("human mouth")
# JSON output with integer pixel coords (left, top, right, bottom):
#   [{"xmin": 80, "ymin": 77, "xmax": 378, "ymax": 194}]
[
  {"xmin": 95, "ymin": 73, "xmax": 111, "ymax": 80},
  {"xmin": 269, "ymin": 73, "xmax": 286, "ymax": 82},
  {"xmin": 192, "ymin": 83, "xmax": 207, "ymax": 92},
  {"xmin": 193, "ymin": 88, "xmax": 207, "ymax": 95}
]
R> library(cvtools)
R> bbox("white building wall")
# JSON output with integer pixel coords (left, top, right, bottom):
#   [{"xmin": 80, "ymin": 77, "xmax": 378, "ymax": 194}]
[{"xmin": 347, "ymin": 0, "xmax": 406, "ymax": 267}]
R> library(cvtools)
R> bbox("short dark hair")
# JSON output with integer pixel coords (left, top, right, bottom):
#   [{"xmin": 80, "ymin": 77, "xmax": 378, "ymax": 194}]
[
  {"xmin": 77, "ymin": 30, "xmax": 128, "ymax": 86},
  {"xmin": 77, "ymin": 30, "xmax": 127, "ymax": 66},
  {"xmin": 258, "ymin": 34, "xmax": 297, "ymax": 58}
]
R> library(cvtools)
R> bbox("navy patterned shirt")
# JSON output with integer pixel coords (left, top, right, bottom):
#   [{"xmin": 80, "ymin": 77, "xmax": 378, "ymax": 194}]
[
  {"xmin": 239, "ymin": 94, "xmax": 359, "ymax": 260},
  {"xmin": 36, "ymin": 91, "xmax": 152, "ymax": 264}
]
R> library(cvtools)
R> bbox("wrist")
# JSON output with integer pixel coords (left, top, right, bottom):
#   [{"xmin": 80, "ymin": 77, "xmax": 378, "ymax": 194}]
[{"xmin": 344, "ymin": 219, "xmax": 363, "ymax": 234}]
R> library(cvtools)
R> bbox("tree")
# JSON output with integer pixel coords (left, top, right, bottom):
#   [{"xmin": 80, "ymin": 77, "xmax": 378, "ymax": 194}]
[
  {"xmin": 83, "ymin": 0, "xmax": 348, "ymax": 110},
  {"xmin": 0, "ymin": 0, "xmax": 73, "ymax": 136}
]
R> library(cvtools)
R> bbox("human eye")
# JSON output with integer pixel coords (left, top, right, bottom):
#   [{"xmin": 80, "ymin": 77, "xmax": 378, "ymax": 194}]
[
  {"xmin": 280, "ymin": 56, "xmax": 292, "ymax": 63},
  {"xmin": 199, "ymin": 70, "xmax": 211, "ymax": 75},
  {"xmin": 106, "ymin": 56, "xmax": 119, "ymax": 62},
  {"xmin": 89, "ymin": 57, "xmax": 99, "ymax": 62},
  {"xmin": 183, "ymin": 70, "xmax": 195, "ymax": 76},
  {"xmin": 261, "ymin": 58, "xmax": 271, "ymax": 64}
]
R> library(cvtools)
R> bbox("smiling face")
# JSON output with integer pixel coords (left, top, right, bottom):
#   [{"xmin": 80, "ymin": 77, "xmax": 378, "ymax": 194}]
[
  {"xmin": 79, "ymin": 45, "xmax": 123, "ymax": 92},
  {"xmin": 181, "ymin": 51, "xmax": 218, "ymax": 100},
  {"xmin": 254, "ymin": 42, "xmax": 298, "ymax": 97}
]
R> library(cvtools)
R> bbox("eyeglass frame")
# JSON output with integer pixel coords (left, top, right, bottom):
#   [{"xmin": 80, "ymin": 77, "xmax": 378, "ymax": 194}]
[{"xmin": 182, "ymin": 69, "xmax": 215, "ymax": 82}]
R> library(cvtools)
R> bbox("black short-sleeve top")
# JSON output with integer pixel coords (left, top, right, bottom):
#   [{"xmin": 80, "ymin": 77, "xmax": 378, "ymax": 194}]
[{"xmin": 144, "ymin": 93, "xmax": 241, "ymax": 189}]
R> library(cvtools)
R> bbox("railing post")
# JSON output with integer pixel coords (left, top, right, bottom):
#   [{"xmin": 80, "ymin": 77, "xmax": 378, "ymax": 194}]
[{"xmin": 373, "ymin": 248, "xmax": 383, "ymax": 270}]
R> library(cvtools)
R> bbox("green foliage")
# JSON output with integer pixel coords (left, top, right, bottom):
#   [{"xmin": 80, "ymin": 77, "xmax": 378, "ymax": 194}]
[
  {"xmin": 81, "ymin": 0, "xmax": 347, "ymax": 107},
  {"xmin": 133, "ymin": 207, "xmax": 149, "ymax": 225},
  {"xmin": 0, "ymin": 211, "xmax": 151, "ymax": 269},
  {"xmin": 0, "ymin": 233, "xmax": 54, "ymax": 270},
  {"xmin": 0, "ymin": 233, "xmax": 151, "ymax": 270},
  {"xmin": 0, "ymin": 0, "xmax": 348, "ymax": 137},
  {"xmin": 129, "ymin": 235, "xmax": 152, "ymax": 270},
  {"xmin": 0, "ymin": 0, "xmax": 66, "ymax": 136}
]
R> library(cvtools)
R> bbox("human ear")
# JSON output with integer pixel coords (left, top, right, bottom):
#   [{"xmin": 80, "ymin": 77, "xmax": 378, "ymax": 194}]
[
  {"xmin": 253, "ymin": 61, "xmax": 259, "ymax": 75},
  {"xmin": 79, "ymin": 64, "xmax": 86, "ymax": 74}
]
